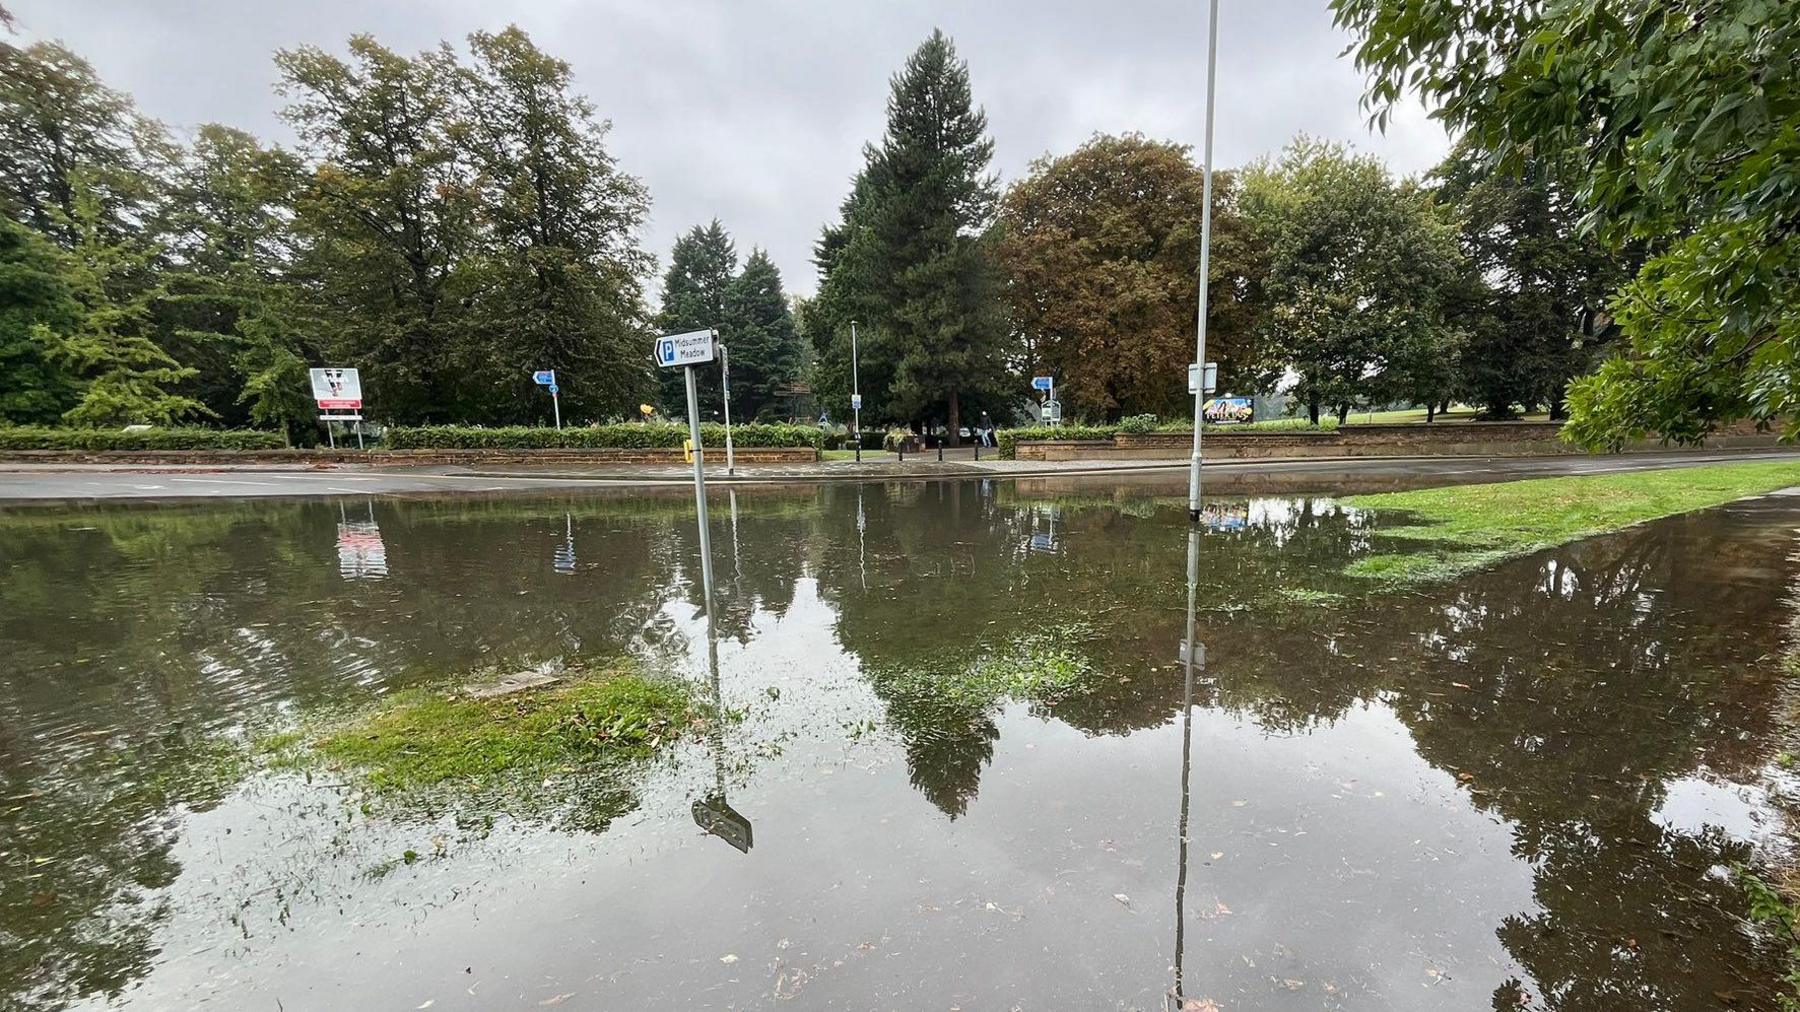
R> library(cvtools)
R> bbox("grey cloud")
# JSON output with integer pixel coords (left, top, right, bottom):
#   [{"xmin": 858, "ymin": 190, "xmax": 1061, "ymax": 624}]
[{"xmin": 13, "ymin": 0, "xmax": 1449, "ymax": 296}]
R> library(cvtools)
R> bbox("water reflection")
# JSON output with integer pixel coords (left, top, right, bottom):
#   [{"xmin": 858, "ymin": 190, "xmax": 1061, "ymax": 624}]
[{"xmin": 1, "ymin": 483, "xmax": 1797, "ymax": 1009}]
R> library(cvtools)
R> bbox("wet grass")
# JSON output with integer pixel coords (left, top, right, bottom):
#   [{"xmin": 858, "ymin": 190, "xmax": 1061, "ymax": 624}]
[
  {"xmin": 872, "ymin": 624, "xmax": 1101, "ymax": 717},
  {"xmin": 1342, "ymin": 460, "xmax": 1800, "ymax": 585},
  {"xmin": 275, "ymin": 662, "xmax": 700, "ymax": 793}
]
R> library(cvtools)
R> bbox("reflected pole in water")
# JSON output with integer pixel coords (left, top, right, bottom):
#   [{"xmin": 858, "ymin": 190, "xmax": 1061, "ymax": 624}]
[
  {"xmin": 691, "ymin": 490, "xmax": 753, "ymax": 853},
  {"xmin": 1186, "ymin": 0, "xmax": 1220, "ymax": 524},
  {"xmin": 1171, "ymin": 528, "xmax": 1204, "ymax": 1009},
  {"xmin": 857, "ymin": 484, "xmax": 868, "ymax": 592}
]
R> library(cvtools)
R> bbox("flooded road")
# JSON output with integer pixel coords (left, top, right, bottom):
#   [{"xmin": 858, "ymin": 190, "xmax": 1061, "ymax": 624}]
[{"xmin": 3, "ymin": 477, "xmax": 1797, "ymax": 1010}]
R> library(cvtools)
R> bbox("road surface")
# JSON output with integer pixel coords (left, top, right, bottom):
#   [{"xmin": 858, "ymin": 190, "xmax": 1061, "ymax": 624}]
[{"xmin": 1, "ymin": 450, "xmax": 1795, "ymax": 502}]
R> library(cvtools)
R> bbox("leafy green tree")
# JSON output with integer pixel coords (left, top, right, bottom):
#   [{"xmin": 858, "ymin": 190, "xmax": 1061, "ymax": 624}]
[
  {"xmin": 452, "ymin": 27, "xmax": 655, "ymax": 425},
  {"xmin": 813, "ymin": 30, "xmax": 1011, "ymax": 441},
  {"xmin": 42, "ymin": 187, "xmax": 205, "ymax": 427},
  {"xmin": 1242, "ymin": 136, "xmax": 1462, "ymax": 423},
  {"xmin": 277, "ymin": 35, "xmax": 476, "ymax": 423},
  {"xmin": 1332, "ymin": 0, "xmax": 1800, "ymax": 446},
  {"xmin": 996, "ymin": 133, "xmax": 1257, "ymax": 420},
  {"xmin": 0, "ymin": 214, "xmax": 81, "ymax": 422},
  {"xmin": 1432, "ymin": 142, "xmax": 1631, "ymax": 420},
  {"xmin": 0, "ymin": 39, "xmax": 172, "ymax": 249},
  {"xmin": 657, "ymin": 220, "xmax": 735, "ymax": 418},
  {"xmin": 721, "ymin": 248, "xmax": 801, "ymax": 420}
]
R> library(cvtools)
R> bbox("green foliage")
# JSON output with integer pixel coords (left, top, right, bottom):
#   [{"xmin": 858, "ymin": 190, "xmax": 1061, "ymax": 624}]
[
  {"xmin": 722, "ymin": 248, "xmax": 803, "ymax": 420},
  {"xmin": 995, "ymin": 425, "xmax": 1119, "ymax": 459},
  {"xmin": 1241, "ymin": 136, "xmax": 1463, "ymax": 423},
  {"xmin": 1342, "ymin": 460, "xmax": 1800, "ymax": 585},
  {"xmin": 307, "ymin": 665, "xmax": 695, "ymax": 791},
  {"xmin": 381, "ymin": 422, "xmax": 824, "ymax": 450},
  {"xmin": 1116, "ymin": 413, "xmax": 1159, "ymax": 434},
  {"xmin": 1735, "ymin": 866, "xmax": 1800, "ymax": 1009},
  {"xmin": 997, "ymin": 135, "xmax": 1259, "ymax": 418},
  {"xmin": 995, "ymin": 417, "xmax": 1341, "ymax": 458},
  {"xmin": 1333, "ymin": 0, "xmax": 1800, "ymax": 448},
  {"xmin": 0, "ymin": 216, "xmax": 81, "ymax": 423},
  {"xmin": 0, "ymin": 426, "xmax": 284, "ymax": 451},
  {"xmin": 810, "ymin": 30, "xmax": 1011, "ymax": 438},
  {"xmin": 657, "ymin": 220, "xmax": 736, "ymax": 416}
]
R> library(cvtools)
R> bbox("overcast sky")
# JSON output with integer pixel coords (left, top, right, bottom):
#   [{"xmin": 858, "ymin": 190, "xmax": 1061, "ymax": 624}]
[{"xmin": 15, "ymin": 0, "xmax": 1450, "ymax": 297}]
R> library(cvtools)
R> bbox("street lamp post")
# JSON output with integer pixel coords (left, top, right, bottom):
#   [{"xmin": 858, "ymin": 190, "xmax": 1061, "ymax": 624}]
[
  {"xmin": 1187, "ymin": 0, "xmax": 1220, "ymax": 524},
  {"xmin": 851, "ymin": 320, "xmax": 862, "ymax": 464}
]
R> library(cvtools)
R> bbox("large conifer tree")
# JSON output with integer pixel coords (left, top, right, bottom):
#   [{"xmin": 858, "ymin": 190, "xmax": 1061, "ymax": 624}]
[
  {"xmin": 814, "ymin": 30, "xmax": 1010, "ymax": 440},
  {"xmin": 656, "ymin": 220, "xmax": 735, "ymax": 417},
  {"xmin": 721, "ymin": 248, "xmax": 801, "ymax": 420}
]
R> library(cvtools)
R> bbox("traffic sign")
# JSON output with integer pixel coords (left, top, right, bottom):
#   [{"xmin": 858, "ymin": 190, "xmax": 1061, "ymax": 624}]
[
  {"xmin": 1188, "ymin": 362, "xmax": 1219, "ymax": 395},
  {"xmin": 1031, "ymin": 376, "xmax": 1054, "ymax": 391},
  {"xmin": 532, "ymin": 370, "xmax": 555, "ymax": 385},
  {"xmin": 655, "ymin": 329, "xmax": 715, "ymax": 367},
  {"xmin": 851, "ymin": 394, "xmax": 862, "ymax": 411},
  {"xmin": 692, "ymin": 795, "xmax": 753, "ymax": 853},
  {"xmin": 547, "ymin": 383, "xmax": 558, "ymax": 395}
]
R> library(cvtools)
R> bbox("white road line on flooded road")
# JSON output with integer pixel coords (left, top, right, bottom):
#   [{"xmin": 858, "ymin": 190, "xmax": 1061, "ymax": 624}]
[{"xmin": 168, "ymin": 477, "xmax": 279, "ymax": 487}]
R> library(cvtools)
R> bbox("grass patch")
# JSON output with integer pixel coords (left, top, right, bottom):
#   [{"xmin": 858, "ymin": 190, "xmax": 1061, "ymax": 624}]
[
  {"xmin": 1341, "ymin": 460, "xmax": 1800, "ymax": 585},
  {"xmin": 285, "ymin": 662, "xmax": 699, "ymax": 794},
  {"xmin": 873, "ymin": 623, "xmax": 1101, "ymax": 717}
]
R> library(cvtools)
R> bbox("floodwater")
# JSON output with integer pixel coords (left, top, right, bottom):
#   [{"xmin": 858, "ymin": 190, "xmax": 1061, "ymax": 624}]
[{"xmin": 2, "ymin": 477, "xmax": 1798, "ymax": 1011}]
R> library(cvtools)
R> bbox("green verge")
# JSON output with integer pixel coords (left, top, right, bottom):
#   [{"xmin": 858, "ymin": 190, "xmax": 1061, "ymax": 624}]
[
  {"xmin": 271, "ymin": 662, "xmax": 699, "ymax": 794},
  {"xmin": 1341, "ymin": 460, "xmax": 1800, "ymax": 584},
  {"xmin": 871, "ymin": 623, "xmax": 1101, "ymax": 717}
]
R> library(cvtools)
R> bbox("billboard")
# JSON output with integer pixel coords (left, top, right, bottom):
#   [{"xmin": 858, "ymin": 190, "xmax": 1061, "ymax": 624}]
[
  {"xmin": 309, "ymin": 368, "xmax": 363, "ymax": 410},
  {"xmin": 1202, "ymin": 396, "xmax": 1253, "ymax": 425}
]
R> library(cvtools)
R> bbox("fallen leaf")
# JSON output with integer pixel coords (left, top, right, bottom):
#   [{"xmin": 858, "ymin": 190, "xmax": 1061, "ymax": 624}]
[
  {"xmin": 1114, "ymin": 893, "xmax": 1132, "ymax": 908},
  {"xmin": 539, "ymin": 994, "xmax": 576, "ymax": 1007},
  {"xmin": 1209, "ymin": 852, "xmax": 1225, "ymax": 861},
  {"xmin": 719, "ymin": 954, "xmax": 738, "ymax": 965}
]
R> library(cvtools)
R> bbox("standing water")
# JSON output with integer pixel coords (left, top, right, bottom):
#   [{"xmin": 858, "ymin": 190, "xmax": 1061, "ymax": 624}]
[{"xmin": 1, "ymin": 477, "xmax": 1796, "ymax": 1010}]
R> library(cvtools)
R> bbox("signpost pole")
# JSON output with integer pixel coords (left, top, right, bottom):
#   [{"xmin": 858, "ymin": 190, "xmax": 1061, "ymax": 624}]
[
  {"xmin": 850, "ymin": 320, "xmax": 862, "ymax": 463},
  {"xmin": 684, "ymin": 363, "xmax": 715, "ymax": 596},
  {"xmin": 719, "ymin": 339, "xmax": 736, "ymax": 476},
  {"xmin": 354, "ymin": 420, "xmax": 364, "ymax": 450},
  {"xmin": 1049, "ymin": 377, "xmax": 1056, "ymax": 428},
  {"xmin": 1187, "ymin": 0, "xmax": 1220, "ymax": 524},
  {"xmin": 551, "ymin": 370, "xmax": 561, "ymax": 431}
]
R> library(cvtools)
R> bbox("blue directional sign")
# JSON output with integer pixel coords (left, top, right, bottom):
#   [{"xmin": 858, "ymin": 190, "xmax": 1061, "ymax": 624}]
[
  {"xmin": 547, "ymin": 383, "xmax": 559, "ymax": 395},
  {"xmin": 532, "ymin": 370, "xmax": 555, "ymax": 385},
  {"xmin": 1031, "ymin": 376, "xmax": 1054, "ymax": 391}
]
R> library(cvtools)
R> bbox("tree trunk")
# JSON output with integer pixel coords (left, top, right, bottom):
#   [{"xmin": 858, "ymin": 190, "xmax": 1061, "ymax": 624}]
[
  {"xmin": 947, "ymin": 391, "xmax": 962, "ymax": 447},
  {"xmin": 1307, "ymin": 397, "xmax": 1320, "ymax": 425},
  {"xmin": 1549, "ymin": 394, "xmax": 1568, "ymax": 421},
  {"xmin": 1426, "ymin": 402, "xmax": 1437, "ymax": 423},
  {"xmin": 1336, "ymin": 403, "xmax": 1349, "ymax": 424}
]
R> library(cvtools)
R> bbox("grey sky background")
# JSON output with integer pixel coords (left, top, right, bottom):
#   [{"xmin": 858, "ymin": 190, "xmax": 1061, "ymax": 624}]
[{"xmin": 13, "ymin": 1, "xmax": 1450, "ymax": 297}]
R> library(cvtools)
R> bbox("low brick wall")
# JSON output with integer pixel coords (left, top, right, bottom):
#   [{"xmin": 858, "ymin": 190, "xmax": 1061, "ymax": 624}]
[
  {"xmin": 0, "ymin": 446, "xmax": 819, "ymax": 466},
  {"xmin": 1015, "ymin": 421, "xmax": 1783, "ymax": 462}
]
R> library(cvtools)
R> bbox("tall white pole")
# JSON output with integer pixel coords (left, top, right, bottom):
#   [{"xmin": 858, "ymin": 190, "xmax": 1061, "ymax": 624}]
[
  {"xmin": 684, "ymin": 364, "xmax": 714, "ymax": 597},
  {"xmin": 1187, "ymin": 0, "xmax": 1220, "ymax": 523},
  {"xmin": 550, "ymin": 369, "xmax": 562, "ymax": 431},
  {"xmin": 851, "ymin": 320, "xmax": 862, "ymax": 463},
  {"xmin": 718, "ymin": 337, "xmax": 736, "ymax": 475}
]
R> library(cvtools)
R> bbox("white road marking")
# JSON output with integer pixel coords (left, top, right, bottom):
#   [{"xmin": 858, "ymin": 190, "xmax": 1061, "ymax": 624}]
[{"xmin": 168, "ymin": 477, "xmax": 278, "ymax": 487}]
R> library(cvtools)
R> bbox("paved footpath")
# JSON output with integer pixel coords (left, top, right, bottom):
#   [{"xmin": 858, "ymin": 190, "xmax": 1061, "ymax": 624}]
[{"xmin": 1, "ymin": 449, "xmax": 1796, "ymax": 502}]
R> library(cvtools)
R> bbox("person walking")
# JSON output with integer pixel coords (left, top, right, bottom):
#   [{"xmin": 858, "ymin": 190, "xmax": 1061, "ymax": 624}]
[{"xmin": 979, "ymin": 411, "xmax": 995, "ymax": 447}]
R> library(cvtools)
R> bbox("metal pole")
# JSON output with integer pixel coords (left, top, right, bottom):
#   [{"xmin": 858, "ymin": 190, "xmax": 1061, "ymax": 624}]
[
  {"xmin": 684, "ymin": 364, "xmax": 714, "ymax": 595},
  {"xmin": 354, "ymin": 419, "xmax": 363, "ymax": 450},
  {"xmin": 851, "ymin": 320, "xmax": 861, "ymax": 464},
  {"xmin": 719, "ymin": 339, "xmax": 736, "ymax": 475},
  {"xmin": 325, "ymin": 419, "xmax": 335, "ymax": 450},
  {"xmin": 551, "ymin": 370, "xmax": 561, "ymax": 431},
  {"xmin": 1187, "ymin": 0, "xmax": 1220, "ymax": 524}
]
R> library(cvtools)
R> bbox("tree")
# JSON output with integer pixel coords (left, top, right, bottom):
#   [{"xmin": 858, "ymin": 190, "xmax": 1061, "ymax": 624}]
[
  {"xmin": 41, "ymin": 186, "xmax": 205, "ymax": 427},
  {"xmin": 813, "ymin": 30, "xmax": 1011, "ymax": 441},
  {"xmin": 155, "ymin": 124, "xmax": 307, "ymax": 426},
  {"xmin": 721, "ymin": 248, "xmax": 802, "ymax": 420},
  {"xmin": 453, "ymin": 27, "xmax": 655, "ymax": 424},
  {"xmin": 1432, "ymin": 142, "xmax": 1631, "ymax": 420},
  {"xmin": 277, "ymin": 35, "xmax": 476, "ymax": 423},
  {"xmin": 0, "ymin": 215, "xmax": 81, "ymax": 423},
  {"xmin": 1241, "ymin": 137, "xmax": 1462, "ymax": 423},
  {"xmin": 0, "ymin": 39, "xmax": 171, "ymax": 249},
  {"xmin": 1331, "ymin": 0, "xmax": 1800, "ymax": 447},
  {"xmin": 657, "ymin": 220, "xmax": 736, "ymax": 418},
  {"xmin": 996, "ymin": 133, "xmax": 1257, "ymax": 421}
]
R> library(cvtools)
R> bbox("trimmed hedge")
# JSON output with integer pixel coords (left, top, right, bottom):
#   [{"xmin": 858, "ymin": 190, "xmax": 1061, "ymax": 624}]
[
  {"xmin": 995, "ymin": 417, "xmax": 1342, "ymax": 458},
  {"xmin": 382, "ymin": 423, "xmax": 825, "ymax": 451},
  {"xmin": 0, "ymin": 426, "xmax": 287, "ymax": 451}
]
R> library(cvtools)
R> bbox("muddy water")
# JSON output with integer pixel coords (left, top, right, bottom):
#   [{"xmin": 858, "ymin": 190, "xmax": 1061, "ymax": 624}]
[{"xmin": 2, "ymin": 480, "xmax": 1798, "ymax": 1010}]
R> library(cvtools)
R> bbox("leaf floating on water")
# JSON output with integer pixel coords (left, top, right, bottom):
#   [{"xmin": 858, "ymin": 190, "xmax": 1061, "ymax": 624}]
[
  {"xmin": 539, "ymin": 994, "xmax": 576, "ymax": 1006},
  {"xmin": 416, "ymin": 1002, "xmax": 434, "ymax": 1010},
  {"xmin": 719, "ymin": 953, "xmax": 738, "ymax": 965},
  {"xmin": 1210, "ymin": 852, "xmax": 1225, "ymax": 861},
  {"xmin": 1182, "ymin": 999, "xmax": 1222, "ymax": 1012},
  {"xmin": 1113, "ymin": 893, "xmax": 1132, "ymax": 908}
]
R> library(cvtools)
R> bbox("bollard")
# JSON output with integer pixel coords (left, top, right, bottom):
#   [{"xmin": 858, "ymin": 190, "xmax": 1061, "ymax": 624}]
[
  {"xmin": 975, "ymin": 440, "xmax": 981, "ymax": 461},
  {"xmin": 937, "ymin": 442, "xmax": 943, "ymax": 463},
  {"xmin": 898, "ymin": 444, "xmax": 904, "ymax": 463}
]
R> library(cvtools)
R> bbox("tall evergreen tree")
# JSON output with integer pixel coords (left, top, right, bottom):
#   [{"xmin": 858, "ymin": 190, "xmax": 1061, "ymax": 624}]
[
  {"xmin": 813, "ymin": 30, "xmax": 1010, "ymax": 441},
  {"xmin": 656, "ymin": 220, "xmax": 735, "ymax": 418},
  {"xmin": 454, "ymin": 27, "xmax": 655, "ymax": 424},
  {"xmin": 721, "ymin": 248, "xmax": 801, "ymax": 420}
]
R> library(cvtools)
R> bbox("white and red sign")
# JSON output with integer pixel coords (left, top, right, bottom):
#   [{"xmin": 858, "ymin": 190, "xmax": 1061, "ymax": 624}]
[{"xmin": 309, "ymin": 368, "xmax": 363, "ymax": 410}]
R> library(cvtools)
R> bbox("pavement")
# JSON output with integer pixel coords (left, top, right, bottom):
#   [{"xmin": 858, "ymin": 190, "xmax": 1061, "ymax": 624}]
[{"xmin": 1, "ymin": 448, "xmax": 1797, "ymax": 502}]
